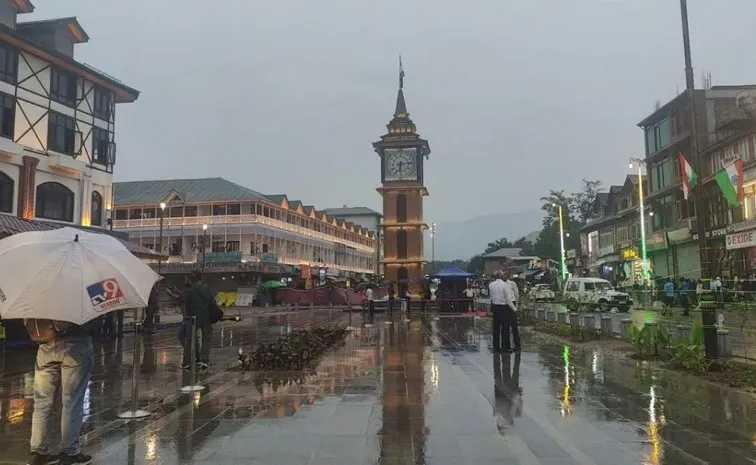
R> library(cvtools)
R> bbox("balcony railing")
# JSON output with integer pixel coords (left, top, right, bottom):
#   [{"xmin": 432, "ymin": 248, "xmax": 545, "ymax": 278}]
[
  {"xmin": 158, "ymin": 251, "xmax": 373, "ymax": 275},
  {"xmin": 113, "ymin": 214, "xmax": 375, "ymax": 253}
]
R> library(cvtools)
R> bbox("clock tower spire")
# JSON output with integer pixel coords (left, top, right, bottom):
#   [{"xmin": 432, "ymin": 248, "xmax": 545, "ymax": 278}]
[{"xmin": 372, "ymin": 59, "xmax": 430, "ymax": 298}]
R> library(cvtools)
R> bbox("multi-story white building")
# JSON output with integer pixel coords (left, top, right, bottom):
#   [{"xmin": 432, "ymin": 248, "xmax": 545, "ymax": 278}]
[
  {"xmin": 113, "ymin": 178, "xmax": 378, "ymax": 279},
  {"xmin": 322, "ymin": 206, "xmax": 382, "ymax": 275},
  {"xmin": 0, "ymin": 1, "xmax": 139, "ymax": 228}
]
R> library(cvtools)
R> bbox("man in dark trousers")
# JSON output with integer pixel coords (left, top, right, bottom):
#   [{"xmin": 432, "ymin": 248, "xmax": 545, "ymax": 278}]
[
  {"xmin": 489, "ymin": 270, "xmax": 515, "ymax": 352},
  {"xmin": 181, "ymin": 271, "xmax": 214, "ymax": 370},
  {"xmin": 501, "ymin": 270, "xmax": 521, "ymax": 352},
  {"xmin": 143, "ymin": 284, "xmax": 160, "ymax": 332}
]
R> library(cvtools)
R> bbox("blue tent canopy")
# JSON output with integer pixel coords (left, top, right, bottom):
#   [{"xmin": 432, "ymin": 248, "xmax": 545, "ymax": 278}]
[{"xmin": 431, "ymin": 266, "xmax": 476, "ymax": 279}]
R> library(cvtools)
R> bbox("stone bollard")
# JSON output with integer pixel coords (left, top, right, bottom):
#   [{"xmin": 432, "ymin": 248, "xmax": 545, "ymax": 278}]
[
  {"xmin": 569, "ymin": 313, "xmax": 580, "ymax": 328},
  {"xmin": 601, "ymin": 316, "xmax": 613, "ymax": 337},
  {"xmin": 583, "ymin": 314, "xmax": 596, "ymax": 331},
  {"xmin": 676, "ymin": 324, "xmax": 691, "ymax": 342},
  {"xmin": 557, "ymin": 312, "xmax": 567, "ymax": 324},
  {"xmin": 620, "ymin": 319, "xmax": 633, "ymax": 339},
  {"xmin": 717, "ymin": 330, "xmax": 732, "ymax": 357}
]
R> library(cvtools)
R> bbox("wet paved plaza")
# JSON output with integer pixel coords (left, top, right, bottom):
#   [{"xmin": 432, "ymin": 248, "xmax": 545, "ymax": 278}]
[{"xmin": 1, "ymin": 311, "xmax": 756, "ymax": 464}]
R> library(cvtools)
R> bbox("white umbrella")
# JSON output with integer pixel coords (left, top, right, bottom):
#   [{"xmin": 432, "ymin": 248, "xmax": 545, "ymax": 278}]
[{"xmin": 0, "ymin": 227, "xmax": 161, "ymax": 325}]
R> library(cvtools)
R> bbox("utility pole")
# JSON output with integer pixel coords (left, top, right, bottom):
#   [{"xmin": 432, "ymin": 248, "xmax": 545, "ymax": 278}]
[{"xmin": 680, "ymin": 0, "xmax": 718, "ymax": 359}]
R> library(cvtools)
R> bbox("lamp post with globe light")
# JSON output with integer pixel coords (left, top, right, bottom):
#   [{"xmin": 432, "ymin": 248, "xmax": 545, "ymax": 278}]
[
  {"xmin": 201, "ymin": 224, "xmax": 208, "ymax": 276},
  {"xmin": 552, "ymin": 203, "xmax": 568, "ymax": 283},
  {"xmin": 629, "ymin": 158, "xmax": 651, "ymax": 293},
  {"xmin": 158, "ymin": 202, "xmax": 166, "ymax": 275}
]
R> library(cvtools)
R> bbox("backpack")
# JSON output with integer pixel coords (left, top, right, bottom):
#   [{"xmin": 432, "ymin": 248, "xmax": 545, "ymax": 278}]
[
  {"xmin": 208, "ymin": 300, "xmax": 224, "ymax": 324},
  {"xmin": 24, "ymin": 319, "xmax": 73, "ymax": 343}
]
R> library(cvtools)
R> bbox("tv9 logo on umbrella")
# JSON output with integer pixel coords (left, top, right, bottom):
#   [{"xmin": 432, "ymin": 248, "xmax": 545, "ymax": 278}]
[{"xmin": 87, "ymin": 278, "xmax": 125, "ymax": 312}]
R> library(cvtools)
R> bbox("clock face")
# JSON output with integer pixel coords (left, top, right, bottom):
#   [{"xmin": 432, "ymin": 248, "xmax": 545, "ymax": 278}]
[{"xmin": 384, "ymin": 148, "xmax": 418, "ymax": 181}]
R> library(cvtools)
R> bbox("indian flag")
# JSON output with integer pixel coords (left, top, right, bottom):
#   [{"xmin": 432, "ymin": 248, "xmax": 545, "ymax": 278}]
[
  {"xmin": 713, "ymin": 158, "xmax": 744, "ymax": 207},
  {"xmin": 678, "ymin": 153, "xmax": 697, "ymax": 199}
]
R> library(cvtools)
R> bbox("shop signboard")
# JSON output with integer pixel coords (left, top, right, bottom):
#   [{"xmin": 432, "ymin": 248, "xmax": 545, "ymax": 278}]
[
  {"xmin": 566, "ymin": 249, "xmax": 577, "ymax": 259},
  {"xmin": 667, "ymin": 228, "xmax": 692, "ymax": 245},
  {"xmin": 646, "ymin": 231, "xmax": 668, "ymax": 251},
  {"xmin": 620, "ymin": 248, "xmax": 638, "ymax": 260},
  {"xmin": 260, "ymin": 253, "xmax": 279, "ymax": 263},
  {"xmin": 726, "ymin": 229, "xmax": 756, "ymax": 250},
  {"xmin": 727, "ymin": 218, "xmax": 756, "ymax": 234},
  {"xmin": 204, "ymin": 252, "xmax": 242, "ymax": 263}
]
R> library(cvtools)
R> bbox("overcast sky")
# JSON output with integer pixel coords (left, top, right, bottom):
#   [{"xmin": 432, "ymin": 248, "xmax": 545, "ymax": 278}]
[{"xmin": 33, "ymin": 0, "xmax": 756, "ymax": 222}]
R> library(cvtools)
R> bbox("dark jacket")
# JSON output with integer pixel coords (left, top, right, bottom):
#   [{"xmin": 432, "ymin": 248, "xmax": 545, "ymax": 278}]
[{"xmin": 183, "ymin": 283, "xmax": 213, "ymax": 324}]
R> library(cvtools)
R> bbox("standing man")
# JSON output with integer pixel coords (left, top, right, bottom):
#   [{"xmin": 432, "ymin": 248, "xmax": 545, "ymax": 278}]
[
  {"xmin": 663, "ymin": 278, "xmax": 675, "ymax": 308},
  {"xmin": 182, "ymin": 270, "xmax": 213, "ymax": 370},
  {"xmin": 27, "ymin": 320, "xmax": 94, "ymax": 465},
  {"xmin": 365, "ymin": 285, "xmax": 375, "ymax": 325},
  {"xmin": 505, "ymin": 275, "xmax": 519, "ymax": 309},
  {"xmin": 387, "ymin": 283, "xmax": 395, "ymax": 315},
  {"xmin": 143, "ymin": 283, "xmax": 160, "ymax": 332},
  {"xmin": 501, "ymin": 270, "xmax": 521, "ymax": 352},
  {"xmin": 489, "ymin": 271, "xmax": 517, "ymax": 353},
  {"xmin": 464, "ymin": 285, "xmax": 475, "ymax": 312}
]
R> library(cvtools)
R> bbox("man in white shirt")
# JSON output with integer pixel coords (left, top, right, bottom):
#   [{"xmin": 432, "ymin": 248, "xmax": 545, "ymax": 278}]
[
  {"xmin": 488, "ymin": 270, "xmax": 519, "ymax": 352},
  {"xmin": 365, "ymin": 287, "xmax": 375, "ymax": 325},
  {"xmin": 464, "ymin": 286, "xmax": 475, "ymax": 312}
]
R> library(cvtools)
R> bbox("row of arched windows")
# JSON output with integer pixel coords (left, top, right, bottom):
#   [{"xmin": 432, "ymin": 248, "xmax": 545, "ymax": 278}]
[{"xmin": 0, "ymin": 170, "xmax": 103, "ymax": 225}]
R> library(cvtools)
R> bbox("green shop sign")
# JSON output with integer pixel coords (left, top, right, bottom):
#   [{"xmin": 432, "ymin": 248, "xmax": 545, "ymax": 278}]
[{"xmin": 204, "ymin": 252, "xmax": 242, "ymax": 263}]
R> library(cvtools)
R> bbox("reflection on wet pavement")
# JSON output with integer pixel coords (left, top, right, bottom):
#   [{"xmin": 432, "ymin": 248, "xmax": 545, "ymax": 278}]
[{"xmin": 1, "ymin": 311, "xmax": 755, "ymax": 464}]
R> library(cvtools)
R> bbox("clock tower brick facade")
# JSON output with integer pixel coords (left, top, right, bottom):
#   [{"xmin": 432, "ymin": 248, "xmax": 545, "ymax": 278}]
[{"xmin": 372, "ymin": 70, "xmax": 430, "ymax": 297}]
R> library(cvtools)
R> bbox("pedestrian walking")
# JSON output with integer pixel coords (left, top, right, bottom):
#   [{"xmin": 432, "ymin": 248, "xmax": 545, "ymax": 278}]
[
  {"xmin": 663, "ymin": 278, "xmax": 675, "ymax": 308},
  {"xmin": 505, "ymin": 275, "xmax": 519, "ymax": 308},
  {"xmin": 387, "ymin": 283, "xmax": 395, "ymax": 315},
  {"xmin": 181, "ymin": 270, "xmax": 214, "ymax": 370},
  {"xmin": 678, "ymin": 277, "xmax": 690, "ymax": 316},
  {"xmin": 365, "ymin": 286, "xmax": 375, "ymax": 325},
  {"xmin": 26, "ymin": 320, "xmax": 95, "ymax": 465}
]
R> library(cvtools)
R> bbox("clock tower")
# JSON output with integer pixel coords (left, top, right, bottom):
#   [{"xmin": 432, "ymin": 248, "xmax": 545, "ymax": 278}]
[{"xmin": 373, "ymin": 62, "xmax": 430, "ymax": 297}]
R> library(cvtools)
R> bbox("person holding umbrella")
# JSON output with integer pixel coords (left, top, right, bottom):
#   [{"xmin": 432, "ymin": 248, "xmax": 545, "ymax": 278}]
[{"xmin": 0, "ymin": 228, "xmax": 159, "ymax": 465}]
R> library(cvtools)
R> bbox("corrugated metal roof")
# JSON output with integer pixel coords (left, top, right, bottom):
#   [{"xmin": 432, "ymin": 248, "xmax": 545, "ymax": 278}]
[
  {"xmin": 323, "ymin": 207, "xmax": 382, "ymax": 218},
  {"xmin": 483, "ymin": 248, "xmax": 523, "ymax": 258},
  {"xmin": 0, "ymin": 214, "xmax": 162, "ymax": 259},
  {"xmin": 114, "ymin": 178, "xmax": 266, "ymax": 205}
]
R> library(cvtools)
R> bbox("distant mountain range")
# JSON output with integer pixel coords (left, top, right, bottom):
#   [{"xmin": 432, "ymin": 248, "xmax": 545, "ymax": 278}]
[{"xmin": 424, "ymin": 210, "xmax": 544, "ymax": 261}]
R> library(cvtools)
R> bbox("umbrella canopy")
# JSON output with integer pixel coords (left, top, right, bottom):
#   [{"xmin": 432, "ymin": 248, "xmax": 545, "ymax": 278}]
[
  {"xmin": 431, "ymin": 266, "xmax": 476, "ymax": 279},
  {"xmin": 0, "ymin": 227, "xmax": 161, "ymax": 325},
  {"xmin": 261, "ymin": 280, "xmax": 283, "ymax": 289}
]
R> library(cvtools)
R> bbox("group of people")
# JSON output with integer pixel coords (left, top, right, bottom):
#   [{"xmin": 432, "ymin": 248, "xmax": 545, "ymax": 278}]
[
  {"xmin": 488, "ymin": 270, "xmax": 521, "ymax": 353},
  {"xmin": 27, "ymin": 270, "xmax": 216, "ymax": 465}
]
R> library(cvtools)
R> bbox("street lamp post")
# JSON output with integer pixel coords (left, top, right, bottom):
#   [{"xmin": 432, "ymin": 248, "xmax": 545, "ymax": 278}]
[
  {"xmin": 430, "ymin": 222, "xmax": 437, "ymax": 274},
  {"xmin": 201, "ymin": 224, "xmax": 208, "ymax": 276},
  {"xmin": 552, "ymin": 203, "xmax": 568, "ymax": 283},
  {"xmin": 158, "ymin": 202, "xmax": 166, "ymax": 275},
  {"xmin": 629, "ymin": 159, "xmax": 650, "ymax": 291}
]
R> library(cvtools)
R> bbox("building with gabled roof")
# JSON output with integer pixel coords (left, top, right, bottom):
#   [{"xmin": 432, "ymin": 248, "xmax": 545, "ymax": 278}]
[
  {"xmin": 113, "ymin": 177, "xmax": 378, "ymax": 281},
  {"xmin": 0, "ymin": 0, "xmax": 140, "ymax": 237}
]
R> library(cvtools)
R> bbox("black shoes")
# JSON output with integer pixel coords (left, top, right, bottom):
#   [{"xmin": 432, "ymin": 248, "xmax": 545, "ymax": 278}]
[
  {"xmin": 28, "ymin": 453, "xmax": 92, "ymax": 465},
  {"xmin": 59, "ymin": 454, "xmax": 92, "ymax": 465},
  {"xmin": 27, "ymin": 453, "xmax": 57, "ymax": 465}
]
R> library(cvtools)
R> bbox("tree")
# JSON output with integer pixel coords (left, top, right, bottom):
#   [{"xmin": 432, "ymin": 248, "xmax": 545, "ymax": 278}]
[
  {"xmin": 513, "ymin": 236, "xmax": 535, "ymax": 256},
  {"xmin": 467, "ymin": 254, "xmax": 485, "ymax": 275},
  {"xmin": 484, "ymin": 238, "xmax": 514, "ymax": 254},
  {"xmin": 570, "ymin": 179, "xmax": 603, "ymax": 225}
]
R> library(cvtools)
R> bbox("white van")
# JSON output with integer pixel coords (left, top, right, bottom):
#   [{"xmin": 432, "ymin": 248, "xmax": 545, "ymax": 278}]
[{"xmin": 563, "ymin": 277, "xmax": 632, "ymax": 312}]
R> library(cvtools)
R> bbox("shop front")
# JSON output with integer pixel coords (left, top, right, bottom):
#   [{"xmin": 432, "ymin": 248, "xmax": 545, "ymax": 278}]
[
  {"xmin": 725, "ymin": 224, "xmax": 756, "ymax": 277},
  {"xmin": 668, "ymin": 228, "xmax": 700, "ymax": 280},
  {"xmin": 693, "ymin": 226, "xmax": 727, "ymax": 278},
  {"xmin": 618, "ymin": 246, "xmax": 642, "ymax": 286},
  {"xmin": 646, "ymin": 231, "xmax": 668, "ymax": 280}
]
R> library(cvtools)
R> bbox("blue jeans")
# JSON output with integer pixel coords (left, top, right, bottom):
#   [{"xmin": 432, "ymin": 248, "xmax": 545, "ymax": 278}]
[{"xmin": 30, "ymin": 336, "xmax": 93, "ymax": 456}]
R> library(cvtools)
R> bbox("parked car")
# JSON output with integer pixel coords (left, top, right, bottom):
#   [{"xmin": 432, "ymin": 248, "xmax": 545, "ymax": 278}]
[
  {"xmin": 529, "ymin": 284, "xmax": 555, "ymax": 302},
  {"xmin": 563, "ymin": 277, "xmax": 632, "ymax": 312}
]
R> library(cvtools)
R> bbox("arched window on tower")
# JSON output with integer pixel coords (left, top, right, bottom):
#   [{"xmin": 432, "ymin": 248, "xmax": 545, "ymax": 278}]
[
  {"xmin": 0, "ymin": 170, "xmax": 13, "ymax": 213},
  {"xmin": 91, "ymin": 191, "xmax": 103, "ymax": 226},
  {"xmin": 36, "ymin": 182, "xmax": 74, "ymax": 222},
  {"xmin": 396, "ymin": 194, "xmax": 407, "ymax": 223},
  {"xmin": 396, "ymin": 229, "xmax": 408, "ymax": 259}
]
